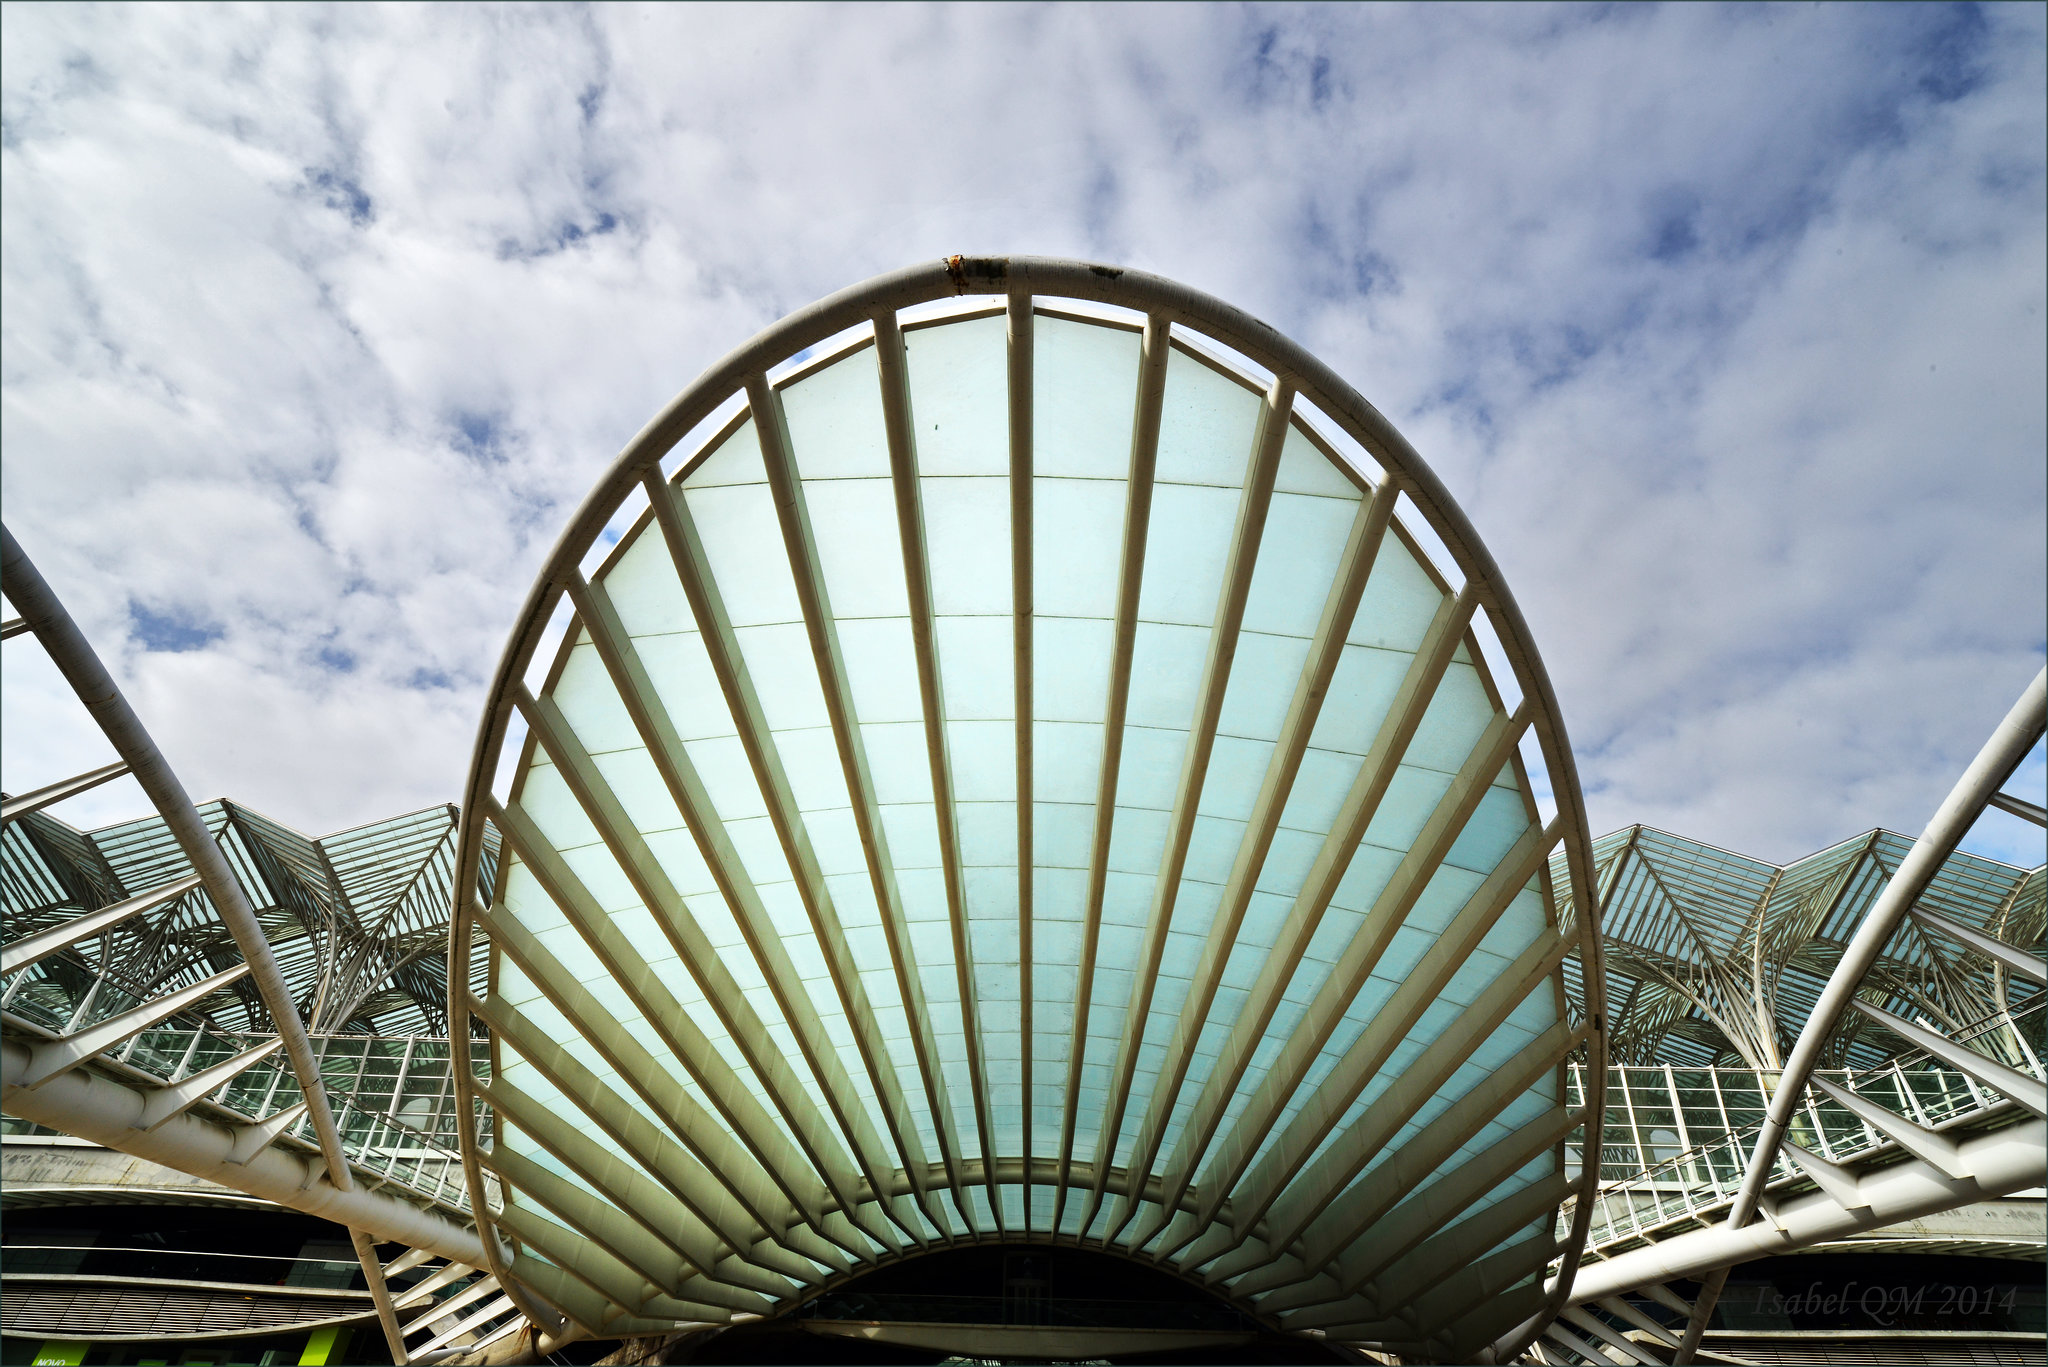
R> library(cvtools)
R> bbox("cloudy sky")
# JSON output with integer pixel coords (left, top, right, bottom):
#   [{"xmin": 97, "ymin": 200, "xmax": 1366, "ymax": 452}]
[{"xmin": 3, "ymin": 3, "xmax": 2042, "ymax": 868}]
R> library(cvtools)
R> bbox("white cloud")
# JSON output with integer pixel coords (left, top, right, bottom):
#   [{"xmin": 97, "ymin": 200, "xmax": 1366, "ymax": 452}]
[{"xmin": 2, "ymin": 3, "xmax": 2041, "ymax": 871}]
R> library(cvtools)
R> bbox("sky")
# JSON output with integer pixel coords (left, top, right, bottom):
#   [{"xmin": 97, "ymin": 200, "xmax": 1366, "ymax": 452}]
[{"xmin": 2, "ymin": 2, "xmax": 2043, "ymax": 869}]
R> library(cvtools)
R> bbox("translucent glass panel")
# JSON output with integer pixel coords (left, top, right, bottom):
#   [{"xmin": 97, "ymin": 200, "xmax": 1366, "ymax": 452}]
[
  {"xmin": 1030, "ymin": 315, "xmax": 1143, "ymax": 1177},
  {"xmin": 474, "ymin": 304, "xmax": 1580, "ymax": 1331}
]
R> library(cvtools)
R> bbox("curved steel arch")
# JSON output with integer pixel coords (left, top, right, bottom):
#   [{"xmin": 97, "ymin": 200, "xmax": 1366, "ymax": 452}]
[{"xmin": 450, "ymin": 257, "xmax": 1610, "ymax": 1359}]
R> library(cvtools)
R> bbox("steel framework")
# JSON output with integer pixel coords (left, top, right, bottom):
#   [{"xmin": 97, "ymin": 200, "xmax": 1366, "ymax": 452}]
[
  {"xmin": 1583, "ymin": 826, "xmax": 2042, "ymax": 1073},
  {"xmin": 449, "ymin": 257, "xmax": 1611, "ymax": 1361},
  {"xmin": 3, "ymin": 257, "xmax": 2040, "ymax": 1367},
  {"xmin": 5, "ymin": 797, "xmax": 477, "ymax": 1039},
  {"xmin": 1524, "ymin": 669, "xmax": 2046, "ymax": 1367},
  {"xmin": 0, "ymin": 526, "xmax": 555, "ymax": 1363}
]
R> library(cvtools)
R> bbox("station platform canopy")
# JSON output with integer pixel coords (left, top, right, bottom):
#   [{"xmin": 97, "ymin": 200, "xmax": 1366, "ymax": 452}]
[{"xmin": 451, "ymin": 258, "xmax": 1609, "ymax": 1360}]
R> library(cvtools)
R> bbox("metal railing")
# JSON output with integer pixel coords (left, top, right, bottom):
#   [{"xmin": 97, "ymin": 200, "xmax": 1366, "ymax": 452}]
[
  {"xmin": 0, "ymin": 1243, "xmax": 369, "ymax": 1290},
  {"xmin": 0, "ymin": 995, "xmax": 486, "ymax": 1213},
  {"xmin": 1561, "ymin": 1015, "xmax": 2044, "ymax": 1258}
]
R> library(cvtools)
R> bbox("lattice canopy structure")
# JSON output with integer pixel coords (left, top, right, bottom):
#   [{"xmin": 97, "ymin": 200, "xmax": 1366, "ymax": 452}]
[
  {"xmin": 450, "ymin": 259, "xmax": 1609, "ymax": 1359},
  {"xmin": 1580, "ymin": 827, "xmax": 2045, "ymax": 1071},
  {"xmin": 3, "ymin": 798, "xmax": 467, "ymax": 1037}
]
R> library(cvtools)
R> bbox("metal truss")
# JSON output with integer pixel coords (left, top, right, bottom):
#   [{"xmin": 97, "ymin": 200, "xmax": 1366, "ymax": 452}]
[
  {"xmin": 1579, "ymin": 825, "xmax": 2041, "ymax": 1074},
  {"xmin": 1564, "ymin": 1051, "xmax": 2035, "ymax": 1260},
  {"xmin": 359, "ymin": 1245, "xmax": 535, "ymax": 1363},
  {"xmin": 1512, "ymin": 669, "xmax": 2047, "ymax": 1366},
  {"xmin": 4, "ymin": 792, "xmax": 483, "ymax": 1038}
]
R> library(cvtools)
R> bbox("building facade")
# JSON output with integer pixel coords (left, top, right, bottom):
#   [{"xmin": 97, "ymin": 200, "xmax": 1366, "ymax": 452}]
[{"xmin": 3, "ymin": 260, "xmax": 2042, "ymax": 1365}]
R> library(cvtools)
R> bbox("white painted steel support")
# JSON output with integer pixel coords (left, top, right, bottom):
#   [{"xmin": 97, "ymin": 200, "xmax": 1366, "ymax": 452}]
[
  {"xmin": 1643, "ymin": 668, "xmax": 2048, "ymax": 1361},
  {"xmin": 3, "ymin": 524, "xmax": 358, "ymax": 1183},
  {"xmin": 1, "ymin": 1038, "xmax": 485, "ymax": 1258},
  {"xmin": 1, "ymin": 758, "xmax": 131, "ymax": 822},
  {"xmin": 1807, "ymin": 1076, "xmax": 1971, "ymax": 1178},
  {"xmin": 1724, "ymin": 667, "xmax": 2044, "ymax": 1228},
  {"xmin": 1498, "ymin": 668, "xmax": 2048, "ymax": 1365},
  {"xmin": 0, "ymin": 874, "xmax": 204, "ymax": 976},
  {"xmin": 1661, "ymin": 670, "xmax": 2047, "ymax": 1366},
  {"xmin": 1558, "ymin": 1305, "xmax": 1659, "ymax": 1364},
  {"xmin": 1849, "ymin": 1001, "xmax": 2047, "ymax": 1117},
  {"xmin": 1567, "ymin": 1112, "xmax": 2045, "ymax": 1301},
  {"xmin": 352, "ymin": 1226, "xmax": 413, "ymax": 1364},
  {"xmin": 1911, "ymin": 905, "xmax": 2048, "ymax": 985},
  {"xmin": 14, "ymin": 963, "xmax": 252, "ymax": 1087},
  {"xmin": 138, "ymin": 1037, "xmax": 285, "ymax": 1131},
  {"xmin": 1987, "ymin": 790, "xmax": 2046, "ymax": 825}
]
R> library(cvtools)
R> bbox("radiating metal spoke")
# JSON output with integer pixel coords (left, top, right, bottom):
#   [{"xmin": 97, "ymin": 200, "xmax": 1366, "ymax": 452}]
[
  {"xmin": 1085, "ymin": 371, "xmax": 1292, "ymax": 1242},
  {"xmin": 1054, "ymin": 310, "xmax": 1169, "ymax": 1238},
  {"xmin": 867, "ymin": 328, "xmax": 1006, "ymax": 1233}
]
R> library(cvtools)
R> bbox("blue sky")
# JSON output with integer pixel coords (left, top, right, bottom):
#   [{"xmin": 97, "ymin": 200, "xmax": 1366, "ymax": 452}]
[{"xmin": 2, "ymin": 2, "xmax": 2042, "ymax": 867}]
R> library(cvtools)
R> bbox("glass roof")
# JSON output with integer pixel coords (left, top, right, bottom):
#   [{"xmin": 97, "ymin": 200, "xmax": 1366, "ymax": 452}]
[
  {"xmin": 2, "ymin": 798, "xmax": 466, "ymax": 1036},
  {"xmin": 455, "ymin": 268, "xmax": 1600, "ymax": 1356},
  {"xmin": 1575, "ymin": 825, "xmax": 2044, "ymax": 1071}
]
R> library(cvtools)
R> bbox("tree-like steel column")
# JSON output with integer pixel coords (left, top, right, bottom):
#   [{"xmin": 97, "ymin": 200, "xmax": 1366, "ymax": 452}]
[{"xmin": 1541, "ymin": 669, "xmax": 2046, "ymax": 1367}]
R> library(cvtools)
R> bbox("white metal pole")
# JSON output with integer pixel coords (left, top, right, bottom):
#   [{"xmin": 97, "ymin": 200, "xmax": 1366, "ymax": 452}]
[
  {"xmin": 2, "ymin": 523, "xmax": 359, "ymax": 1186},
  {"xmin": 1726, "ymin": 667, "xmax": 2044, "ymax": 1227},
  {"xmin": 1661, "ymin": 669, "xmax": 2046, "ymax": 1363}
]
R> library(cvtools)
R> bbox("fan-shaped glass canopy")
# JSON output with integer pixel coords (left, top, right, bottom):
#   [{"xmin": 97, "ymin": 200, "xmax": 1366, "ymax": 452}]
[{"xmin": 451, "ymin": 259, "xmax": 1606, "ymax": 1361}]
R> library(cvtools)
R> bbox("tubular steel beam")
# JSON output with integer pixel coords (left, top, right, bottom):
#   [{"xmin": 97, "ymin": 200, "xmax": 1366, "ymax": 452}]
[
  {"xmin": 1106, "ymin": 485, "xmax": 1394, "ymax": 1243},
  {"xmin": 1987, "ymin": 789, "xmax": 2047, "ymax": 826},
  {"xmin": 1577, "ymin": 673, "xmax": 2046, "ymax": 1365},
  {"xmin": 1, "ymin": 873, "xmax": 202, "ymax": 976},
  {"xmin": 137, "ymin": 1038, "xmax": 285, "ymax": 1132},
  {"xmin": 470, "ymin": 991, "xmax": 833, "ymax": 1281},
  {"xmin": 1849, "ymin": 1000, "xmax": 2047, "ymax": 1117},
  {"xmin": 14, "ymin": 963, "xmax": 253, "ymax": 1088},
  {"xmin": 646, "ymin": 461, "xmax": 972, "ymax": 1239},
  {"xmin": 1, "ymin": 759, "xmax": 131, "ymax": 823},
  {"xmin": 350, "ymin": 1227, "xmax": 412, "ymax": 1365},
  {"xmin": 1, "ymin": 1039, "xmax": 483, "ymax": 1259},
  {"xmin": 481, "ymin": 806, "xmax": 857, "ymax": 1249},
  {"xmin": 1054, "ymin": 310, "xmax": 1169, "ymax": 1239},
  {"xmin": 1910, "ymin": 905, "xmax": 2048, "ymax": 985},
  {"xmin": 0, "ymin": 525, "xmax": 499, "ymax": 1352},
  {"xmin": 1, "ymin": 526, "xmax": 358, "ymax": 1183},
  {"xmin": 512, "ymin": 614, "xmax": 911, "ymax": 1255},
  {"xmin": 1569, "ymin": 1114, "xmax": 2047, "ymax": 1303},
  {"xmin": 1009, "ymin": 288, "xmax": 1037, "ymax": 1231},
  {"xmin": 1143, "ymin": 580, "xmax": 1482, "ymax": 1242},
  {"xmin": 867, "ymin": 325, "xmax": 1007, "ymax": 1233},
  {"xmin": 569, "ymin": 551, "xmax": 938, "ymax": 1243}
]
